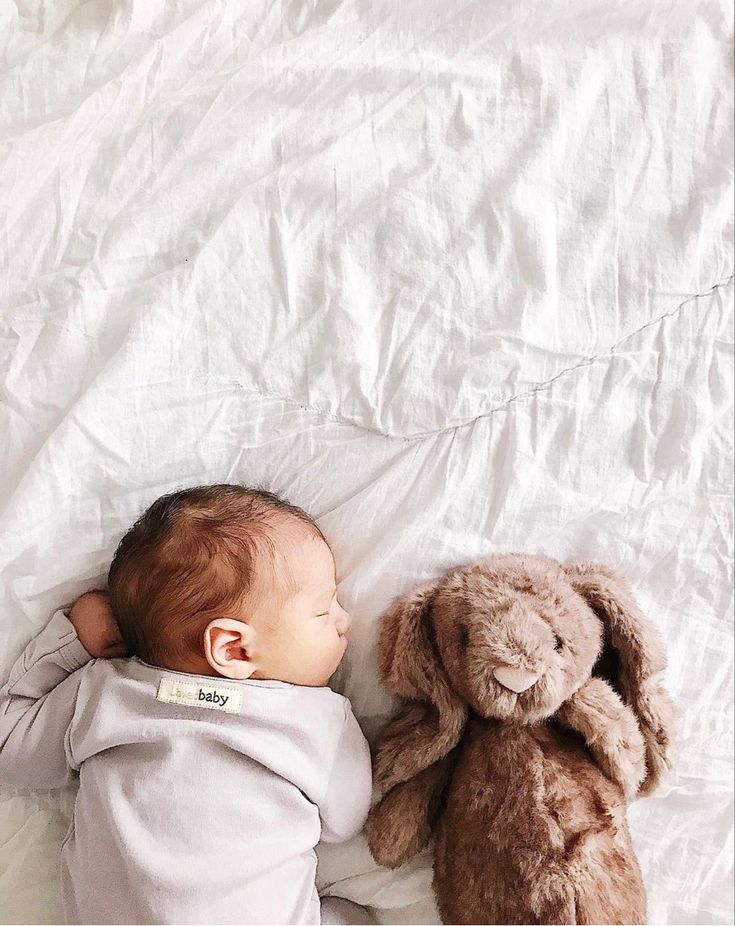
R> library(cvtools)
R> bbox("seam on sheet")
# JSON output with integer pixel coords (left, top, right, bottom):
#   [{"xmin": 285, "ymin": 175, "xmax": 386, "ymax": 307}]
[{"xmin": 221, "ymin": 272, "xmax": 734, "ymax": 443}]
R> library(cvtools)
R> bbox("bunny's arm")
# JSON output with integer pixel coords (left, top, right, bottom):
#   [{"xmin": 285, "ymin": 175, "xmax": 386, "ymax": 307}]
[
  {"xmin": 364, "ymin": 754, "xmax": 454, "ymax": 869},
  {"xmin": 557, "ymin": 677, "xmax": 646, "ymax": 799}
]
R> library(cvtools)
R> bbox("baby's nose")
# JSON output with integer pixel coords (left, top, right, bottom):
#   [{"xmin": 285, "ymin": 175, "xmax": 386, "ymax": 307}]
[{"xmin": 335, "ymin": 607, "xmax": 352, "ymax": 635}]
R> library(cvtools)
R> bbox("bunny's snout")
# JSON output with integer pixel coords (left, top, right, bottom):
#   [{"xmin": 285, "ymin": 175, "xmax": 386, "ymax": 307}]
[
  {"xmin": 493, "ymin": 665, "xmax": 541, "ymax": 693},
  {"xmin": 487, "ymin": 608, "xmax": 550, "ymax": 693}
]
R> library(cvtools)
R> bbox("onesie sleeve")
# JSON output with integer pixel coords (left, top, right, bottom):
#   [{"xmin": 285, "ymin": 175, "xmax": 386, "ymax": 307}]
[
  {"xmin": 318, "ymin": 702, "xmax": 373, "ymax": 844},
  {"xmin": 0, "ymin": 609, "xmax": 92, "ymax": 789}
]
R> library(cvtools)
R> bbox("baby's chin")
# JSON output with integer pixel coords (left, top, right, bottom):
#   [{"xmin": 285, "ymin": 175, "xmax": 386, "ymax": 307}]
[{"xmin": 319, "ymin": 637, "xmax": 349, "ymax": 686}]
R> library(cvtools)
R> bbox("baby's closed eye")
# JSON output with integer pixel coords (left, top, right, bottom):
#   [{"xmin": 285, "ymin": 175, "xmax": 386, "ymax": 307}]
[{"xmin": 316, "ymin": 590, "xmax": 339, "ymax": 617}]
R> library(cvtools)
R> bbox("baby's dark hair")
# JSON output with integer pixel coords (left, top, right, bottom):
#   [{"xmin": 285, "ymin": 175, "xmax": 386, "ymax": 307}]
[{"xmin": 108, "ymin": 484, "xmax": 325, "ymax": 667}]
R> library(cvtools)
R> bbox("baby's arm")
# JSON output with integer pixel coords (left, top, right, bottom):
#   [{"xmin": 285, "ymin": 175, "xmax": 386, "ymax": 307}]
[
  {"xmin": 0, "ymin": 592, "xmax": 126, "ymax": 789},
  {"xmin": 319, "ymin": 703, "xmax": 372, "ymax": 844}
]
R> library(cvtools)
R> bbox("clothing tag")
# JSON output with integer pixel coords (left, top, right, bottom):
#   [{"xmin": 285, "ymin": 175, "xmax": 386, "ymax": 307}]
[{"xmin": 156, "ymin": 676, "xmax": 242, "ymax": 714}]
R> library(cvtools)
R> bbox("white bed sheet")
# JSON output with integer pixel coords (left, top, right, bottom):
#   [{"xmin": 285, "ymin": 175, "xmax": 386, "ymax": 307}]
[{"xmin": 0, "ymin": 1, "xmax": 733, "ymax": 923}]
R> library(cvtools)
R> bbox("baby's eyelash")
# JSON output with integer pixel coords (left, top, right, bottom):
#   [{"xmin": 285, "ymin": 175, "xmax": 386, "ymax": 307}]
[{"xmin": 316, "ymin": 591, "xmax": 338, "ymax": 617}]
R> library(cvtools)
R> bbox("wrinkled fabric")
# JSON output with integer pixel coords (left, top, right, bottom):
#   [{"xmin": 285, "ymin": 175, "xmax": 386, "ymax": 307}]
[{"xmin": 0, "ymin": 1, "xmax": 733, "ymax": 924}]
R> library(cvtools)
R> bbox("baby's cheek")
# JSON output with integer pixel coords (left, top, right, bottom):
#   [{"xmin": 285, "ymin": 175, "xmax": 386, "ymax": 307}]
[{"xmin": 334, "ymin": 634, "xmax": 348, "ymax": 667}]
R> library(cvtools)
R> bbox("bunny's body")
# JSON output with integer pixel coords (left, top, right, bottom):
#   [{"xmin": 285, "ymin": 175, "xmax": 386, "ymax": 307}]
[
  {"xmin": 365, "ymin": 554, "xmax": 673, "ymax": 925},
  {"xmin": 435, "ymin": 717, "xmax": 645, "ymax": 924}
]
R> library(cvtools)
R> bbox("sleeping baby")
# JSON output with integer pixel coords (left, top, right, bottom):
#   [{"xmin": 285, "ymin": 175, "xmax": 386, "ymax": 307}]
[{"xmin": 0, "ymin": 484, "xmax": 373, "ymax": 925}]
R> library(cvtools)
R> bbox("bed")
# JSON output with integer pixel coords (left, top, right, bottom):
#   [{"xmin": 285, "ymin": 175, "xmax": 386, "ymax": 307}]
[{"xmin": 1, "ymin": 1, "xmax": 733, "ymax": 923}]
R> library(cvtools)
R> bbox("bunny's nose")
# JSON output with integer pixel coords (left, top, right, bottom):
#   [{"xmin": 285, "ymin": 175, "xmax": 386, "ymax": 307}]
[{"xmin": 493, "ymin": 665, "xmax": 540, "ymax": 693}]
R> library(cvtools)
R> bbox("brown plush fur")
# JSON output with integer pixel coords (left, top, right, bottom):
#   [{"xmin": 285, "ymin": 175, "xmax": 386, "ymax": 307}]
[{"xmin": 364, "ymin": 554, "xmax": 674, "ymax": 925}]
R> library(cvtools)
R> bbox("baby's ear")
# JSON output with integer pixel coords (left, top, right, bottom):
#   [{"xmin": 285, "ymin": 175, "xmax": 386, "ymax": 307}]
[{"xmin": 203, "ymin": 618, "xmax": 256, "ymax": 680}]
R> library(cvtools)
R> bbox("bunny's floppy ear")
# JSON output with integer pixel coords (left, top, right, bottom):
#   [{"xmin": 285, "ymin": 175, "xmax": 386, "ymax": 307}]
[
  {"xmin": 374, "ymin": 582, "xmax": 467, "ymax": 796},
  {"xmin": 566, "ymin": 561, "xmax": 674, "ymax": 794}
]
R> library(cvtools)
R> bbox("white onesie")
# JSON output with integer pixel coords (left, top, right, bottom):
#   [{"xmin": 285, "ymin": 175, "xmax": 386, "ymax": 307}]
[{"xmin": 0, "ymin": 610, "xmax": 373, "ymax": 925}]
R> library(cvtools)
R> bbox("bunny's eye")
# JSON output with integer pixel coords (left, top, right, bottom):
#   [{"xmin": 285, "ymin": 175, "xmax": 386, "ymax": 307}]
[
  {"xmin": 458, "ymin": 626, "xmax": 470, "ymax": 647},
  {"xmin": 554, "ymin": 634, "xmax": 564, "ymax": 651}
]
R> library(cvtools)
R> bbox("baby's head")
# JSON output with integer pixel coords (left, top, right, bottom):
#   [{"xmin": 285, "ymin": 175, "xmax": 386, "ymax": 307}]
[{"xmin": 108, "ymin": 484, "xmax": 351, "ymax": 686}]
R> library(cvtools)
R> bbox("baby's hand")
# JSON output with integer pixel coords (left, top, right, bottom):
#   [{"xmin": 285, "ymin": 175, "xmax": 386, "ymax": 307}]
[{"xmin": 69, "ymin": 591, "xmax": 129, "ymax": 659}]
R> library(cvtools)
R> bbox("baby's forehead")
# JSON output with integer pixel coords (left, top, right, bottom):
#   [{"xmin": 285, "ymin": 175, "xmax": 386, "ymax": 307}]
[{"xmin": 268, "ymin": 521, "xmax": 334, "ymax": 595}]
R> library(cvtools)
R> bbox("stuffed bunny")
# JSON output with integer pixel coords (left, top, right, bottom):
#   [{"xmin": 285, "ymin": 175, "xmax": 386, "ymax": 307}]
[{"xmin": 364, "ymin": 554, "xmax": 673, "ymax": 925}]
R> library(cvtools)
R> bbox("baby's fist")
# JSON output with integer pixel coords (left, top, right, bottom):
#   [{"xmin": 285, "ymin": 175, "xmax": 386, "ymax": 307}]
[{"xmin": 69, "ymin": 590, "xmax": 128, "ymax": 659}]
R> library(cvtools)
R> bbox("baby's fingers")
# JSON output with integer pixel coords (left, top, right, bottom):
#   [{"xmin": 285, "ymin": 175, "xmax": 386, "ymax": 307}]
[
  {"xmin": 102, "ymin": 641, "xmax": 130, "ymax": 659},
  {"xmin": 102, "ymin": 623, "xmax": 129, "ymax": 659}
]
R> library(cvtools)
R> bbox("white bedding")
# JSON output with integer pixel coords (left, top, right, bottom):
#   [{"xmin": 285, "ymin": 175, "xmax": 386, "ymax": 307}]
[{"xmin": 0, "ymin": 1, "xmax": 733, "ymax": 923}]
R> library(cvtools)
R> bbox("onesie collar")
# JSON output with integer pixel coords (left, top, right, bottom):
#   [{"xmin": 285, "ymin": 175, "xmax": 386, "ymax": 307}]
[{"xmin": 129, "ymin": 656, "xmax": 295, "ymax": 689}]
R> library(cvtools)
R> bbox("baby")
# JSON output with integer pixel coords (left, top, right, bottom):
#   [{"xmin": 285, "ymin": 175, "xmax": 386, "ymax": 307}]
[{"xmin": 0, "ymin": 484, "xmax": 373, "ymax": 925}]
